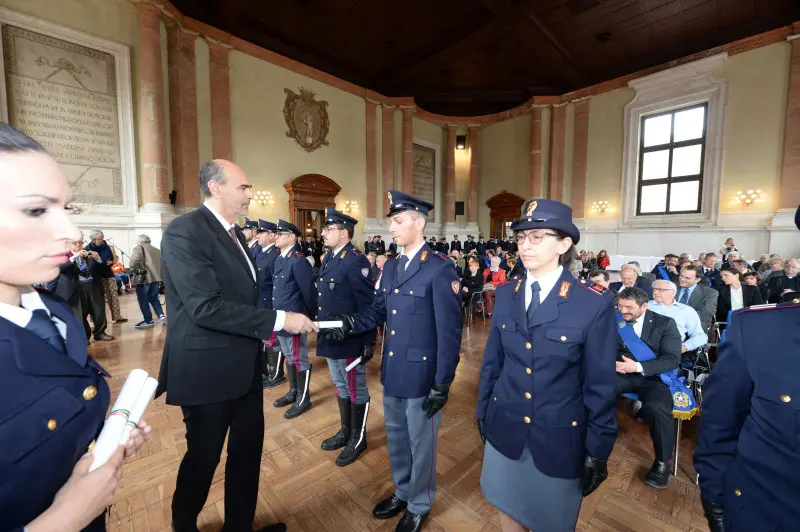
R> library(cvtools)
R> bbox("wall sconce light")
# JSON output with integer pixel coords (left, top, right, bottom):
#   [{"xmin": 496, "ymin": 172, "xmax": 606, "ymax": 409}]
[
  {"xmin": 455, "ymin": 135, "xmax": 466, "ymax": 150},
  {"xmin": 254, "ymin": 190, "xmax": 275, "ymax": 206},
  {"xmin": 732, "ymin": 189, "xmax": 765, "ymax": 207},
  {"xmin": 343, "ymin": 199, "xmax": 359, "ymax": 214},
  {"xmin": 590, "ymin": 200, "xmax": 611, "ymax": 214}
]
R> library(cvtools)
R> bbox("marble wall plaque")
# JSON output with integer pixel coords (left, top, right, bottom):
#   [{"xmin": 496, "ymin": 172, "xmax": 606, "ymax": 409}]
[
  {"xmin": 412, "ymin": 143, "xmax": 435, "ymax": 205},
  {"xmin": 2, "ymin": 24, "xmax": 123, "ymax": 205}
]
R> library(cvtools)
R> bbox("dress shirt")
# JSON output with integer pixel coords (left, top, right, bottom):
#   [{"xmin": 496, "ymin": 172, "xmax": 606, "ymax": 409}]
[
  {"xmin": 374, "ymin": 269, "xmax": 383, "ymax": 290},
  {"xmin": 525, "ymin": 266, "xmax": 563, "ymax": 310},
  {"xmin": 263, "ymin": 243, "xmax": 275, "ymax": 252},
  {"xmin": 648, "ymin": 300, "xmax": 708, "ymax": 351},
  {"xmin": 678, "ymin": 284, "xmax": 697, "ymax": 303},
  {"xmin": 730, "ymin": 286, "xmax": 744, "ymax": 311},
  {"xmin": 0, "ymin": 286, "xmax": 68, "ymax": 340},
  {"xmin": 625, "ymin": 317, "xmax": 646, "ymax": 375},
  {"xmin": 400, "ymin": 241, "xmax": 425, "ymax": 270}
]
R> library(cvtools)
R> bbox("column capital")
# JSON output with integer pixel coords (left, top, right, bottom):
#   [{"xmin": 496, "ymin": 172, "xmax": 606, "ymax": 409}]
[{"xmin": 134, "ymin": 1, "xmax": 163, "ymax": 21}]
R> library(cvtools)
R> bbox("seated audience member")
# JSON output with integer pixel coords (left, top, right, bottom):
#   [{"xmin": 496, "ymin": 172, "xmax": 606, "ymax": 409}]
[
  {"xmin": 461, "ymin": 256, "xmax": 484, "ymax": 307},
  {"xmin": 731, "ymin": 259, "xmax": 750, "ymax": 275},
  {"xmin": 615, "ymin": 287, "xmax": 682, "ymax": 489},
  {"xmin": 582, "ymin": 251, "xmax": 598, "ymax": 278},
  {"xmin": 700, "ymin": 253, "xmax": 723, "ymax": 290},
  {"xmin": 569, "ymin": 255, "xmax": 583, "ymax": 279},
  {"xmin": 651, "ymin": 254, "xmax": 679, "ymax": 283},
  {"xmin": 449, "ymin": 254, "xmax": 463, "ymax": 277},
  {"xmin": 610, "ymin": 264, "xmax": 653, "ymax": 298},
  {"xmin": 752, "ymin": 254, "xmax": 768, "ymax": 272},
  {"xmin": 765, "ymin": 257, "xmax": 799, "ymax": 303},
  {"xmin": 482, "ymin": 256, "xmax": 507, "ymax": 316},
  {"xmin": 113, "ymin": 262, "xmax": 130, "ymax": 293},
  {"xmin": 760, "ymin": 256, "xmax": 785, "ymax": 282},
  {"xmin": 721, "ymin": 251, "xmax": 741, "ymax": 270},
  {"xmin": 679, "ymin": 253, "xmax": 690, "ymax": 264},
  {"xmin": 758, "ymin": 254, "xmax": 781, "ymax": 274},
  {"xmin": 597, "ymin": 249, "xmax": 610, "ymax": 269},
  {"xmin": 507, "ymin": 256, "xmax": 524, "ymax": 280},
  {"xmin": 742, "ymin": 270, "xmax": 769, "ymax": 303},
  {"xmin": 589, "ymin": 269, "xmax": 610, "ymax": 289},
  {"xmin": 648, "ymin": 280, "xmax": 708, "ymax": 354},
  {"xmin": 677, "ymin": 265, "xmax": 718, "ymax": 332},
  {"xmin": 716, "ymin": 266, "xmax": 764, "ymax": 323},
  {"xmin": 629, "ymin": 261, "xmax": 656, "ymax": 283}
]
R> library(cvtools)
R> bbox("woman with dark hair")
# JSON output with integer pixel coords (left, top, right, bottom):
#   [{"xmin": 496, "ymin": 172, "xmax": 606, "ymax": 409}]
[
  {"xmin": 461, "ymin": 256, "xmax": 484, "ymax": 307},
  {"xmin": 597, "ymin": 249, "xmax": 610, "ymax": 269},
  {"xmin": 0, "ymin": 123, "xmax": 151, "ymax": 531},
  {"xmin": 716, "ymin": 266, "xmax": 764, "ymax": 323},
  {"xmin": 477, "ymin": 199, "xmax": 618, "ymax": 532}
]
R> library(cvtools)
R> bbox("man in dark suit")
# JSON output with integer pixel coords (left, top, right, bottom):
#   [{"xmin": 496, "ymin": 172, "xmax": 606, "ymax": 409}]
[
  {"xmin": 615, "ymin": 287, "xmax": 682, "ymax": 489},
  {"xmin": 716, "ymin": 266, "xmax": 764, "ymax": 323},
  {"xmin": 765, "ymin": 258, "xmax": 799, "ymax": 303},
  {"xmin": 609, "ymin": 264, "xmax": 653, "ymax": 299},
  {"xmin": 677, "ymin": 265, "xmax": 719, "ymax": 332},
  {"xmin": 701, "ymin": 253, "xmax": 723, "ymax": 291},
  {"xmin": 158, "ymin": 160, "xmax": 315, "ymax": 532},
  {"xmin": 651, "ymin": 254, "xmax": 680, "ymax": 283}
]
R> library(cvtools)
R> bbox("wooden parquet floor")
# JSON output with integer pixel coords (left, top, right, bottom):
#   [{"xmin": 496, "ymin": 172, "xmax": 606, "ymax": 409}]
[{"xmin": 94, "ymin": 294, "xmax": 711, "ymax": 532}]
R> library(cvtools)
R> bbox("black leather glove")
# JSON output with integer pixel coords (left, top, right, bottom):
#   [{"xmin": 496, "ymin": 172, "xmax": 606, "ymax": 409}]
[
  {"xmin": 701, "ymin": 498, "xmax": 724, "ymax": 532},
  {"xmin": 581, "ymin": 454, "xmax": 608, "ymax": 496},
  {"xmin": 360, "ymin": 343, "xmax": 374, "ymax": 365},
  {"xmin": 477, "ymin": 418, "xmax": 486, "ymax": 444},
  {"xmin": 317, "ymin": 313, "xmax": 353, "ymax": 342},
  {"xmin": 421, "ymin": 383, "xmax": 450, "ymax": 419}
]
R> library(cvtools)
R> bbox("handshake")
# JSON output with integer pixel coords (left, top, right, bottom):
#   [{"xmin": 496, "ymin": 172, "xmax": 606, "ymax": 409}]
[{"xmin": 280, "ymin": 312, "xmax": 354, "ymax": 339}]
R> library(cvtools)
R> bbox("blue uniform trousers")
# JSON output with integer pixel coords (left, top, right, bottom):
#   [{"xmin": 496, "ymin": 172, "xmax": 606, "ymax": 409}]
[
  {"xmin": 277, "ymin": 333, "xmax": 310, "ymax": 371},
  {"xmin": 383, "ymin": 394, "xmax": 442, "ymax": 514},
  {"xmin": 326, "ymin": 358, "xmax": 369, "ymax": 405}
]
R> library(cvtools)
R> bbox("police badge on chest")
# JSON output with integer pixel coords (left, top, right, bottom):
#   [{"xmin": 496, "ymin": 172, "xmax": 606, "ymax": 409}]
[{"xmin": 329, "ymin": 282, "xmax": 336, "ymax": 291}]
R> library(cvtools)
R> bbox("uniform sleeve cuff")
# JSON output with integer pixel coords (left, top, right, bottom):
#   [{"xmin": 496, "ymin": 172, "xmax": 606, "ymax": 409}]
[{"xmin": 273, "ymin": 310, "xmax": 285, "ymax": 332}]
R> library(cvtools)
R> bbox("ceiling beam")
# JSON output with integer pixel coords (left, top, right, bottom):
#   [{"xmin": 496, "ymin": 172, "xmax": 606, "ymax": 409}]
[{"xmin": 214, "ymin": 0, "xmax": 250, "ymax": 30}]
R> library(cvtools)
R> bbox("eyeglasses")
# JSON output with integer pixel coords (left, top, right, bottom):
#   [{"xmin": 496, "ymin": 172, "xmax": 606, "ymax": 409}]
[
  {"xmin": 514, "ymin": 232, "xmax": 559, "ymax": 245},
  {"xmin": 321, "ymin": 225, "xmax": 342, "ymax": 233},
  {"xmin": 651, "ymin": 288, "xmax": 676, "ymax": 293}
]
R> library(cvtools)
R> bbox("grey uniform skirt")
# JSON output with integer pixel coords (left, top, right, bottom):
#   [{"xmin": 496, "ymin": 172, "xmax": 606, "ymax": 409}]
[{"xmin": 481, "ymin": 441, "xmax": 582, "ymax": 531}]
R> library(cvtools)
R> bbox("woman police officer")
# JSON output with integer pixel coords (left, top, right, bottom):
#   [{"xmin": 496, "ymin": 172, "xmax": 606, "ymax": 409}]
[
  {"xmin": 476, "ymin": 199, "xmax": 618, "ymax": 532},
  {"xmin": 0, "ymin": 123, "xmax": 151, "ymax": 531}
]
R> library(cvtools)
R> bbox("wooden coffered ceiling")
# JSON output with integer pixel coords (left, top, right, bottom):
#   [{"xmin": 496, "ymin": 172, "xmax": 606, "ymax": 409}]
[{"xmin": 170, "ymin": 0, "xmax": 800, "ymax": 116}]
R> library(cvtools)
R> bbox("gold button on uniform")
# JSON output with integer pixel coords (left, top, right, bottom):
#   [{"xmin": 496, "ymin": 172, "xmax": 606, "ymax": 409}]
[
  {"xmin": 523, "ymin": 416, "xmax": 531, "ymax": 424},
  {"xmin": 571, "ymin": 421, "xmax": 578, "ymax": 427},
  {"xmin": 410, "ymin": 290, "xmax": 414, "ymax": 295},
  {"xmin": 525, "ymin": 342, "xmax": 531, "ymax": 350},
  {"xmin": 493, "ymin": 396, "xmax": 497, "ymax": 401},
  {"xmin": 318, "ymin": 292, "xmax": 322, "ymax": 296},
  {"xmin": 524, "ymin": 392, "xmax": 531, "ymax": 399},
  {"xmin": 560, "ymin": 336, "xmax": 567, "ymax": 342},
  {"xmin": 391, "ymin": 330, "xmax": 395, "ymax": 335},
  {"xmin": 318, "ymin": 306, "xmax": 322, "ymax": 310},
  {"xmin": 735, "ymin": 489, "xmax": 742, "ymax": 497},
  {"xmin": 423, "ymin": 356, "xmax": 427, "ymax": 361},
  {"xmin": 392, "ymin": 310, "xmax": 397, "ymax": 314},
  {"xmin": 47, "ymin": 419, "xmax": 57, "ymax": 431},
  {"xmin": 394, "ymin": 289, "xmax": 399, "ymax": 293},
  {"xmin": 83, "ymin": 386, "xmax": 97, "ymax": 400},
  {"xmin": 389, "ymin": 351, "xmax": 394, "ymax": 356},
  {"xmin": 87, "ymin": 439, "xmax": 96, "ymax": 453},
  {"xmin": 781, "ymin": 395, "xmax": 791, "ymax": 403},
  {"xmin": 502, "ymin": 324, "xmax": 506, "ymax": 329},
  {"xmin": 526, "ymin": 367, "xmax": 532, "ymax": 374}
]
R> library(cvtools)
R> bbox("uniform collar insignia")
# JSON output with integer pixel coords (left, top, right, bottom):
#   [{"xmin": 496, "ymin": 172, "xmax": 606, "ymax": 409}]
[
  {"xmin": 514, "ymin": 279, "xmax": 522, "ymax": 293},
  {"xmin": 420, "ymin": 250, "xmax": 428, "ymax": 262},
  {"xmin": 558, "ymin": 280, "xmax": 570, "ymax": 298},
  {"xmin": 340, "ymin": 250, "xmax": 348, "ymax": 258}
]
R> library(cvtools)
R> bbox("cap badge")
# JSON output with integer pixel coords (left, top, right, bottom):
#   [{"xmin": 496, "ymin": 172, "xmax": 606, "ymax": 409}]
[
  {"xmin": 525, "ymin": 200, "xmax": 538, "ymax": 217},
  {"xmin": 387, "ymin": 191, "xmax": 393, "ymax": 203}
]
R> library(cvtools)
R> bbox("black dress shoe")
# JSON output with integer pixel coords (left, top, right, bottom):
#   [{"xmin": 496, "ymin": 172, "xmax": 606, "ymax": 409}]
[
  {"xmin": 372, "ymin": 493, "xmax": 408, "ymax": 520},
  {"xmin": 94, "ymin": 333, "xmax": 115, "ymax": 341},
  {"xmin": 255, "ymin": 524, "xmax": 287, "ymax": 532},
  {"xmin": 644, "ymin": 460, "xmax": 670, "ymax": 489},
  {"xmin": 395, "ymin": 510, "xmax": 429, "ymax": 532}
]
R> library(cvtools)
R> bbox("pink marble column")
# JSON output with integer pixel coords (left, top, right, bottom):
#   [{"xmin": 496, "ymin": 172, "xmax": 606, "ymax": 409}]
[
  {"xmin": 548, "ymin": 105, "xmax": 567, "ymax": 202},
  {"xmin": 467, "ymin": 127, "xmax": 479, "ymax": 223},
  {"xmin": 381, "ymin": 106, "xmax": 395, "ymax": 215},
  {"xmin": 167, "ymin": 26, "xmax": 200, "ymax": 208},
  {"xmin": 401, "ymin": 107, "xmax": 414, "ymax": 194},
  {"xmin": 528, "ymin": 107, "xmax": 543, "ymax": 198},
  {"xmin": 136, "ymin": 3, "xmax": 170, "ymax": 205},
  {"xmin": 445, "ymin": 126, "xmax": 457, "ymax": 222},
  {"xmin": 570, "ymin": 100, "xmax": 590, "ymax": 218},
  {"xmin": 208, "ymin": 41, "xmax": 233, "ymax": 161},
  {"xmin": 779, "ymin": 37, "xmax": 800, "ymax": 209},
  {"xmin": 365, "ymin": 100, "xmax": 378, "ymax": 219}
]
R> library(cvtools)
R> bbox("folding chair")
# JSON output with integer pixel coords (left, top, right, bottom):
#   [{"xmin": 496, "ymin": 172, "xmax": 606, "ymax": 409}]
[{"xmin": 466, "ymin": 291, "xmax": 486, "ymax": 328}]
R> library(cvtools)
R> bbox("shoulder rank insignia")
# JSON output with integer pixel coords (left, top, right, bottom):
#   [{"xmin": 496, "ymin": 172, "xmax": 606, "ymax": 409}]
[
  {"xmin": 584, "ymin": 282, "xmax": 607, "ymax": 297},
  {"xmin": 361, "ymin": 268, "xmax": 369, "ymax": 278},
  {"xmin": 514, "ymin": 279, "xmax": 522, "ymax": 293},
  {"xmin": 558, "ymin": 281, "xmax": 571, "ymax": 298},
  {"xmin": 295, "ymin": 252, "xmax": 304, "ymax": 257},
  {"xmin": 420, "ymin": 250, "xmax": 428, "ymax": 262},
  {"xmin": 340, "ymin": 250, "xmax": 348, "ymax": 258}
]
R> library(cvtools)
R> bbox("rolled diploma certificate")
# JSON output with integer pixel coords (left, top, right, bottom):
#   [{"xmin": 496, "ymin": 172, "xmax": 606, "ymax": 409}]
[
  {"xmin": 345, "ymin": 357, "xmax": 362, "ymax": 372},
  {"xmin": 90, "ymin": 369, "xmax": 148, "ymax": 471},
  {"xmin": 315, "ymin": 320, "xmax": 344, "ymax": 329},
  {"xmin": 119, "ymin": 377, "xmax": 158, "ymax": 445}
]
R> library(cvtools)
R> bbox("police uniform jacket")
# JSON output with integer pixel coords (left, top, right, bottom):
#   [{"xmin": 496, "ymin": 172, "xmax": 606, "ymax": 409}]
[
  {"xmin": 273, "ymin": 248, "xmax": 316, "ymax": 332},
  {"xmin": 476, "ymin": 241, "xmax": 487, "ymax": 256},
  {"xmin": 255, "ymin": 244, "xmax": 281, "ymax": 310},
  {"xmin": 0, "ymin": 289, "xmax": 110, "ymax": 531},
  {"xmin": 476, "ymin": 268, "xmax": 618, "ymax": 480},
  {"xmin": 464, "ymin": 240, "xmax": 476, "ymax": 253},
  {"xmin": 316, "ymin": 243, "xmax": 376, "ymax": 359},
  {"xmin": 450, "ymin": 240, "xmax": 462, "ymax": 252},
  {"xmin": 351, "ymin": 243, "xmax": 462, "ymax": 398},
  {"xmin": 695, "ymin": 302, "xmax": 800, "ymax": 531},
  {"xmin": 249, "ymin": 241, "xmax": 262, "ymax": 258}
]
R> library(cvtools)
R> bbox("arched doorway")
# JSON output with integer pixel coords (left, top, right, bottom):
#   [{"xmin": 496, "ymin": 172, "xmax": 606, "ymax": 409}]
[
  {"xmin": 284, "ymin": 174, "xmax": 341, "ymax": 238},
  {"xmin": 486, "ymin": 191, "xmax": 524, "ymax": 239}
]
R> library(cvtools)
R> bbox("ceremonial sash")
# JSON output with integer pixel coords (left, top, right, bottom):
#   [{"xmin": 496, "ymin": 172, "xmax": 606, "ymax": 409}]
[
  {"xmin": 656, "ymin": 265, "xmax": 671, "ymax": 281},
  {"xmin": 616, "ymin": 312, "xmax": 698, "ymax": 420}
]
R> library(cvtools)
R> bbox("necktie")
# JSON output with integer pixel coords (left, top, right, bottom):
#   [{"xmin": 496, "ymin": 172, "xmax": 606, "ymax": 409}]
[
  {"xmin": 526, "ymin": 281, "xmax": 541, "ymax": 325},
  {"xmin": 679, "ymin": 288, "xmax": 689, "ymax": 304},
  {"xmin": 228, "ymin": 226, "xmax": 239, "ymax": 245},
  {"xmin": 26, "ymin": 309, "xmax": 66, "ymax": 355},
  {"xmin": 396, "ymin": 255, "xmax": 409, "ymax": 283}
]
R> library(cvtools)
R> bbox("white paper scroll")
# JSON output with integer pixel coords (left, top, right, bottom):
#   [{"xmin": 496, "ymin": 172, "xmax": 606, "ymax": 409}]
[
  {"xmin": 90, "ymin": 369, "xmax": 153, "ymax": 472},
  {"xmin": 345, "ymin": 357, "xmax": 362, "ymax": 372},
  {"xmin": 119, "ymin": 377, "xmax": 158, "ymax": 445},
  {"xmin": 315, "ymin": 320, "xmax": 344, "ymax": 329}
]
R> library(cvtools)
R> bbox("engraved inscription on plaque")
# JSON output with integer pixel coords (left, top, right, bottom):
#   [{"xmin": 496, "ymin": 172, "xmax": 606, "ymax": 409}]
[
  {"xmin": 2, "ymin": 24, "xmax": 123, "ymax": 205},
  {"xmin": 412, "ymin": 143, "xmax": 435, "ymax": 205}
]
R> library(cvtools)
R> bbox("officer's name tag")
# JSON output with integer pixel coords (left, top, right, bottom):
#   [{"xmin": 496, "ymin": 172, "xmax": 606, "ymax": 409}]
[
  {"xmin": 345, "ymin": 357, "xmax": 362, "ymax": 372},
  {"xmin": 315, "ymin": 320, "xmax": 344, "ymax": 328}
]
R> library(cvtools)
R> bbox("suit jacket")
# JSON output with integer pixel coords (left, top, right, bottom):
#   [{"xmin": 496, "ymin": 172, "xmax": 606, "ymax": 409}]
[
  {"xmin": 156, "ymin": 205, "xmax": 277, "ymax": 406},
  {"xmin": 0, "ymin": 290, "xmax": 110, "ymax": 531},
  {"xmin": 618, "ymin": 309, "xmax": 681, "ymax": 377},
  {"xmin": 54, "ymin": 253, "xmax": 102, "ymax": 302},
  {"xmin": 684, "ymin": 284, "xmax": 719, "ymax": 332},
  {"xmin": 130, "ymin": 242, "xmax": 162, "ymax": 284},
  {"xmin": 766, "ymin": 273, "xmax": 800, "ymax": 303},
  {"xmin": 702, "ymin": 267, "xmax": 723, "ymax": 291},
  {"xmin": 716, "ymin": 285, "xmax": 764, "ymax": 323},
  {"xmin": 478, "ymin": 270, "xmax": 618, "ymax": 479},
  {"xmin": 255, "ymin": 244, "xmax": 281, "ymax": 309},
  {"xmin": 609, "ymin": 277, "xmax": 653, "ymax": 299},
  {"xmin": 651, "ymin": 264, "xmax": 678, "ymax": 284}
]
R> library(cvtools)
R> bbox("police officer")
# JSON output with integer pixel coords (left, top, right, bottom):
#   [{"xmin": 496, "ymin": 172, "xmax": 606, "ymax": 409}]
[
  {"xmin": 0, "ymin": 123, "xmax": 152, "ymax": 531},
  {"xmin": 255, "ymin": 219, "xmax": 286, "ymax": 389},
  {"xmin": 464, "ymin": 235, "xmax": 476, "ymax": 254},
  {"xmin": 693, "ymin": 205, "xmax": 800, "ymax": 532},
  {"xmin": 320, "ymin": 190, "xmax": 463, "ymax": 532},
  {"xmin": 476, "ymin": 199, "xmax": 618, "ymax": 532},
  {"xmin": 242, "ymin": 217, "xmax": 260, "ymax": 256},
  {"xmin": 450, "ymin": 235, "xmax": 462, "ymax": 253},
  {"xmin": 476, "ymin": 234, "xmax": 487, "ymax": 257},
  {"xmin": 271, "ymin": 219, "xmax": 316, "ymax": 418},
  {"xmin": 316, "ymin": 208, "xmax": 376, "ymax": 466}
]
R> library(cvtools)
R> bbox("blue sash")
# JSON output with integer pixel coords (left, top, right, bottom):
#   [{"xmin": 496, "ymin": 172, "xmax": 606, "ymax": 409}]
[
  {"xmin": 617, "ymin": 312, "xmax": 698, "ymax": 420},
  {"xmin": 656, "ymin": 265, "xmax": 671, "ymax": 281}
]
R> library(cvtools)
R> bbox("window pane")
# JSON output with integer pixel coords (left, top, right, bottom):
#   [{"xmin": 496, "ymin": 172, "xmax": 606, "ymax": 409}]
[
  {"xmin": 671, "ymin": 144, "xmax": 702, "ymax": 177},
  {"xmin": 673, "ymin": 107, "xmax": 705, "ymax": 142},
  {"xmin": 643, "ymin": 114, "xmax": 672, "ymax": 147},
  {"xmin": 669, "ymin": 180, "xmax": 700, "ymax": 212},
  {"xmin": 640, "ymin": 184, "xmax": 668, "ymax": 213},
  {"xmin": 642, "ymin": 150, "xmax": 669, "ymax": 180}
]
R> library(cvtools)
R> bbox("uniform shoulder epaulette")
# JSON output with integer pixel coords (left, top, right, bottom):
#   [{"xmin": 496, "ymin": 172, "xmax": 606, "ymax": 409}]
[
  {"xmin": 295, "ymin": 252, "xmax": 304, "ymax": 257},
  {"xmin": 351, "ymin": 248, "xmax": 361, "ymax": 255},
  {"xmin": 578, "ymin": 279, "xmax": 607, "ymax": 297}
]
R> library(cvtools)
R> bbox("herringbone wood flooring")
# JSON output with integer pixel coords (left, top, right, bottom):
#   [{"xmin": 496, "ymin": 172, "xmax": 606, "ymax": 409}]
[{"xmin": 94, "ymin": 294, "xmax": 710, "ymax": 532}]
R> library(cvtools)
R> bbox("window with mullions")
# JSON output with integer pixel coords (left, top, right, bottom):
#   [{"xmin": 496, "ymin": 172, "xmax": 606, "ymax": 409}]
[{"xmin": 637, "ymin": 103, "xmax": 708, "ymax": 215}]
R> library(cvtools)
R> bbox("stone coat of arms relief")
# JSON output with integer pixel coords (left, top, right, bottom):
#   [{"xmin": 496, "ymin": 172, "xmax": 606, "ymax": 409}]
[{"xmin": 283, "ymin": 87, "xmax": 330, "ymax": 152}]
